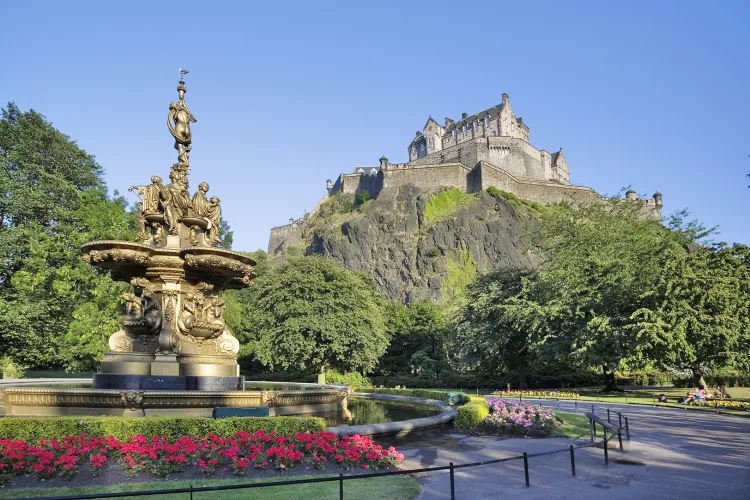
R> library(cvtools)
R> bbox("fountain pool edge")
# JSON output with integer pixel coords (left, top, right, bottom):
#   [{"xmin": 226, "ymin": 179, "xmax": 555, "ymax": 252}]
[{"xmin": 327, "ymin": 393, "xmax": 456, "ymax": 437}]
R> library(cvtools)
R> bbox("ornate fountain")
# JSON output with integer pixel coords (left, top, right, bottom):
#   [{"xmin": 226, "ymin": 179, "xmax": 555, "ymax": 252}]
[
  {"xmin": 1, "ymin": 72, "xmax": 347, "ymax": 417},
  {"xmin": 82, "ymin": 70, "xmax": 254, "ymax": 387}
]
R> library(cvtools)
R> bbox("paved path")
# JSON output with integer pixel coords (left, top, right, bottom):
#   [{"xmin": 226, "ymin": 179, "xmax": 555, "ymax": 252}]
[{"xmin": 381, "ymin": 400, "xmax": 750, "ymax": 500}]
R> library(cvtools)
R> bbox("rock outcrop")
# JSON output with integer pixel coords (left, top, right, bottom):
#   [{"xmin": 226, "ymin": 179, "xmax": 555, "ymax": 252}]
[{"xmin": 275, "ymin": 186, "xmax": 543, "ymax": 302}]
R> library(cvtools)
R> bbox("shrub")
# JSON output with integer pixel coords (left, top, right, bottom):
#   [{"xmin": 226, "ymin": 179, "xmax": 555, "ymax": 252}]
[
  {"xmin": 0, "ymin": 416, "xmax": 325, "ymax": 443},
  {"xmin": 454, "ymin": 396, "xmax": 489, "ymax": 431},
  {"xmin": 355, "ymin": 190, "xmax": 371, "ymax": 206},
  {"xmin": 0, "ymin": 357, "xmax": 25, "ymax": 379},
  {"xmin": 356, "ymin": 388, "xmax": 450, "ymax": 401},
  {"xmin": 425, "ymin": 247, "xmax": 441, "ymax": 258},
  {"xmin": 326, "ymin": 370, "xmax": 371, "ymax": 387}
]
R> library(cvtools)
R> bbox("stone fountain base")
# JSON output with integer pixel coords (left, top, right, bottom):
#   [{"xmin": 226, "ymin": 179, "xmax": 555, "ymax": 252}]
[{"xmin": 1, "ymin": 383, "xmax": 349, "ymax": 418}]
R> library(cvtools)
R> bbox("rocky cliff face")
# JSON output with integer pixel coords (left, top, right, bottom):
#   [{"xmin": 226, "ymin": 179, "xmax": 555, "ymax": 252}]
[{"xmin": 276, "ymin": 186, "xmax": 543, "ymax": 302}]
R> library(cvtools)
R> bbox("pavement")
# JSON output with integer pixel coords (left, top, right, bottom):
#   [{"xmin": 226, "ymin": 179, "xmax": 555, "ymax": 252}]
[{"xmin": 379, "ymin": 400, "xmax": 750, "ymax": 500}]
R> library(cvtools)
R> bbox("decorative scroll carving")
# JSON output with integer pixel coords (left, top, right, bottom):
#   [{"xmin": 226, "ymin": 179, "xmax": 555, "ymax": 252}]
[
  {"xmin": 184, "ymin": 254, "xmax": 254, "ymax": 275},
  {"xmin": 85, "ymin": 249, "xmax": 149, "ymax": 266}
]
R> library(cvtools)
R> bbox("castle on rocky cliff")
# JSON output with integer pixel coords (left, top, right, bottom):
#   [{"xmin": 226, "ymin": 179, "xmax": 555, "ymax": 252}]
[{"xmin": 269, "ymin": 94, "xmax": 662, "ymax": 254}]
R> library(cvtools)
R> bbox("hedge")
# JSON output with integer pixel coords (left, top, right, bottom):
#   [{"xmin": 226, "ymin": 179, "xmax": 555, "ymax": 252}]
[
  {"xmin": 356, "ymin": 388, "xmax": 451, "ymax": 401},
  {"xmin": 454, "ymin": 395, "xmax": 489, "ymax": 431},
  {"xmin": 0, "ymin": 416, "xmax": 326, "ymax": 443}
]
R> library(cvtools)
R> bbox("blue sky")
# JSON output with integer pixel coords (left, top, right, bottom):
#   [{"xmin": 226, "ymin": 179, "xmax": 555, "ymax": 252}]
[{"xmin": 3, "ymin": 1, "xmax": 749, "ymax": 251}]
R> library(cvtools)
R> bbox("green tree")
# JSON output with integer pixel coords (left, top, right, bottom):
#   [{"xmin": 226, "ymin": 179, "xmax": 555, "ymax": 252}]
[
  {"xmin": 506, "ymin": 200, "xmax": 674, "ymax": 390},
  {"xmin": 0, "ymin": 103, "xmax": 137, "ymax": 369},
  {"xmin": 250, "ymin": 256, "xmax": 388, "ymax": 383},
  {"xmin": 634, "ymin": 243, "xmax": 750, "ymax": 388},
  {"xmin": 377, "ymin": 301, "xmax": 449, "ymax": 378},
  {"xmin": 456, "ymin": 268, "xmax": 540, "ymax": 388}
]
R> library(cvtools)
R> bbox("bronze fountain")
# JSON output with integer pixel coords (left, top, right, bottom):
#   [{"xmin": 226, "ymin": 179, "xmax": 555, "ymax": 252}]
[{"xmin": 1, "ymin": 72, "xmax": 347, "ymax": 417}]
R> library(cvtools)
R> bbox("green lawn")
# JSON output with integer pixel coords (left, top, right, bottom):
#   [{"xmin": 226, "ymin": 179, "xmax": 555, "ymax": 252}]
[
  {"xmin": 550, "ymin": 410, "xmax": 590, "ymax": 438},
  {"xmin": 0, "ymin": 474, "xmax": 421, "ymax": 500}
]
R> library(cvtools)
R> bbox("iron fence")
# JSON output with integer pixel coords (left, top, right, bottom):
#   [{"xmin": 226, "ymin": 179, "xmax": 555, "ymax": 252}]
[{"xmin": 16, "ymin": 406, "xmax": 630, "ymax": 500}]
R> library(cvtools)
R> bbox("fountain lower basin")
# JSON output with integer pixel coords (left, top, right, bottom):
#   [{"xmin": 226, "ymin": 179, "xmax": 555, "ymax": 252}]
[{"xmin": 0, "ymin": 380, "xmax": 349, "ymax": 418}]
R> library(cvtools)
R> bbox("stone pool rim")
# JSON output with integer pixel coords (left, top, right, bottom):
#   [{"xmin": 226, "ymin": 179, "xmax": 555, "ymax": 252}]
[{"xmin": 327, "ymin": 392, "xmax": 457, "ymax": 437}]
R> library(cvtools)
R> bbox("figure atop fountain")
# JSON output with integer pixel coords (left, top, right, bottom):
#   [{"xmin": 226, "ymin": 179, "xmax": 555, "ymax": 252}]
[{"xmin": 168, "ymin": 69, "xmax": 197, "ymax": 168}]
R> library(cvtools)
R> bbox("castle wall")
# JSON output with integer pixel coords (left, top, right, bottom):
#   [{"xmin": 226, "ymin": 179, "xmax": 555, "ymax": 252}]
[
  {"xmin": 268, "ymin": 222, "xmax": 304, "ymax": 255},
  {"xmin": 477, "ymin": 162, "xmax": 602, "ymax": 205},
  {"xmin": 383, "ymin": 163, "xmax": 471, "ymax": 192}
]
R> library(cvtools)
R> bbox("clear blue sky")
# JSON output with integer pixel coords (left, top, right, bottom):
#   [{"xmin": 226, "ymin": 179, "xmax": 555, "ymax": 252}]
[{"xmin": 3, "ymin": 1, "xmax": 749, "ymax": 251}]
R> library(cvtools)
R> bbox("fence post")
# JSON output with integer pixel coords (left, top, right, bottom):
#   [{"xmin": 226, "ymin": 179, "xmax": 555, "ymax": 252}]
[
  {"xmin": 618, "ymin": 426, "xmax": 623, "ymax": 451},
  {"xmin": 589, "ymin": 418, "xmax": 594, "ymax": 442},
  {"xmin": 339, "ymin": 472, "xmax": 344, "ymax": 500},
  {"xmin": 558, "ymin": 399, "xmax": 561, "ymax": 410},
  {"xmin": 523, "ymin": 452, "xmax": 530, "ymax": 487},
  {"xmin": 618, "ymin": 412, "xmax": 623, "ymax": 430},
  {"xmin": 569, "ymin": 445, "xmax": 576, "ymax": 477},
  {"xmin": 190, "ymin": 484, "xmax": 193, "ymax": 500},
  {"xmin": 607, "ymin": 408, "xmax": 611, "ymax": 423},
  {"xmin": 591, "ymin": 404, "xmax": 595, "ymax": 414},
  {"xmin": 624, "ymin": 416, "xmax": 630, "ymax": 440},
  {"xmin": 715, "ymin": 398, "xmax": 718, "ymax": 414},
  {"xmin": 449, "ymin": 462, "xmax": 455, "ymax": 500},
  {"xmin": 575, "ymin": 401, "xmax": 578, "ymax": 414},
  {"xmin": 603, "ymin": 427, "xmax": 609, "ymax": 466}
]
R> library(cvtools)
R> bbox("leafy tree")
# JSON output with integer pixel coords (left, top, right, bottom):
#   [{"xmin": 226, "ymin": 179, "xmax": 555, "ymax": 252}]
[
  {"xmin": 0, "ymin": 102, "xmax": 136, "ymax": 369},
  {"xmin": 634, "ymin": 243, "xmax": 750, "ymax": 388},
  {"xmin": 505, "ymin": 200, "xmax": 674, "ymax": 390},
  {"xmin": 250, "ymin": 256, "xmax": 389, "ymax": 383},
  {"xmin": 455, "ymin": 268, "xmax": 540, "ymax": 388},
  {"xmin": 376, "ymin": 301, "xmax": 449, "ymax": 379}
]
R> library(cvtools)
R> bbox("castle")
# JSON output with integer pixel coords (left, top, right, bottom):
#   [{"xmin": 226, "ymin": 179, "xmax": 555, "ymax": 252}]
[{"xmin": 269, "ymin": 94, "xmax": 662, "ymax": 254}]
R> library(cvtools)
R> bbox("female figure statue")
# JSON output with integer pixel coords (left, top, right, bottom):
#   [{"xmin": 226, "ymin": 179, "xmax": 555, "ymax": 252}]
[{"xmin": 167, "ymin": 83, "xmax": 197, "ymax": 165}]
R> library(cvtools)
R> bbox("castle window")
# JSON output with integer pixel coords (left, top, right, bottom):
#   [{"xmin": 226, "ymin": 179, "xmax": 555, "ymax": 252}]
[{"xmin": 475, "ymin": 120, "xmax": 479, "ymax": 130}]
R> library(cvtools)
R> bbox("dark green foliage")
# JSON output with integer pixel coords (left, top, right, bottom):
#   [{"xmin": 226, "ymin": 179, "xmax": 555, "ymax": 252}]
[
  {"xmin": 0, "ymin": 416, "xmax": 325, "ymax": 443},
  {"xmin": 0, "ymin": 103, "xmax": 137, "ymax": 370},
  {"xmin": 251, "ymin": 256, "xmax": 389, "ymax": 376},
  {"xmin": 377, "ymin": 301, "xmax": 450, "ymax": 381},
  {"xmin": 325, "ymin": 370, "xmax": 371, "ymax": 387},
  {"xmin": 356, "ymin": 388, "xmax": 450, "ymax": 401},
  {"xmin": 355, "ymin": 190, "xmax": 371, "ymax": 206}
]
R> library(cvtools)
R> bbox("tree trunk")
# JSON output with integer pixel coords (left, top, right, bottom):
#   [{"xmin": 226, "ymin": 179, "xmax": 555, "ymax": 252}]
[
  {"xmin": 517, "ymin": 360, "xmax": 529, "ymax": 390},
  {"xmin": 602, "ymin": 365, "xmax": 623, "ymax": 392},
  {"xmin": 691, "ymin": 370, "xmax": 708, "ymax": 390}
]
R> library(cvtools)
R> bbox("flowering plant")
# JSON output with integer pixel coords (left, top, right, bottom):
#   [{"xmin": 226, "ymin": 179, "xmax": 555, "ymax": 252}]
[
  {"xmin": 476, "ymin": 398, "xmax": 559, "ymax": 437},
  {"xmin": 0, "ymin": 430, "xmax": 404, "ymax": 485},
  {"xmin": 491, "ymin": 390, "xmax": 580, "ymax": 399}
]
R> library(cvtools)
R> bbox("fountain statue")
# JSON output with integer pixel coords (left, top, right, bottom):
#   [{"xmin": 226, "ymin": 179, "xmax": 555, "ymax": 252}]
[
  {"xmin": 0, "ymin": 72, "xmax": 347, "ymax": 417},
  {"xmin": 83, "ymin": 70, "xmax": 255, "ymax": 386}
]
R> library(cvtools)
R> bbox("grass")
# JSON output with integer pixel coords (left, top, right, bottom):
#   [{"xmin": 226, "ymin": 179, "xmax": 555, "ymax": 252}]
[
  {"xmin": 0, "ymin": 474, "xmax": 421, "ymax": 500},
  {"xmin": 549, "ymin": 411, "xmax": 591, "ymax": 438},
  {"xmin": 422, "ymin": 189, "xmax": 475, "ymax": 227}
]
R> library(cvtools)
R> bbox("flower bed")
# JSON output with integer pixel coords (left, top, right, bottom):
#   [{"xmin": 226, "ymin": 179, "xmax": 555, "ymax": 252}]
[
  {"xmin": 491, "ymin": 390, "xmax": 580, "ymax": 399},
  {"xmin": 688, "ymin": 399, "xmax": 750, "ymax": 410},
  {"xmin": 475, "ymin": 398, "xmax": 559, "ymax": 437},
  {"xmin": 0, "ymin": 430, "xmax": 405, "ymax": 485}
]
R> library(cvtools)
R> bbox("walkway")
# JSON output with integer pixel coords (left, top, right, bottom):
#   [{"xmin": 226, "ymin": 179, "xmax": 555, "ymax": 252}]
[{"xmin": 381, "ymin": 400, "xmax": 750, "ymax": 499}]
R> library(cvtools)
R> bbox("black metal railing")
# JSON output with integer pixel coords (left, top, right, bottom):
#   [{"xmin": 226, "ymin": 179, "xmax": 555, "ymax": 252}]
[{"xmin": 16, "ymin": 407, "xmax": 630, "ymax": 500}]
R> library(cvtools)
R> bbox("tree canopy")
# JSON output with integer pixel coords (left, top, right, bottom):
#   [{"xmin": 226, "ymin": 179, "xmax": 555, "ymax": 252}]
[
  {"xmin": 250, "ymin": 256, "xmax": 389, "ymax": 380},
  {"xmin": 0, "ymin": 102, "xmax": 137, "ymax": 369}
]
